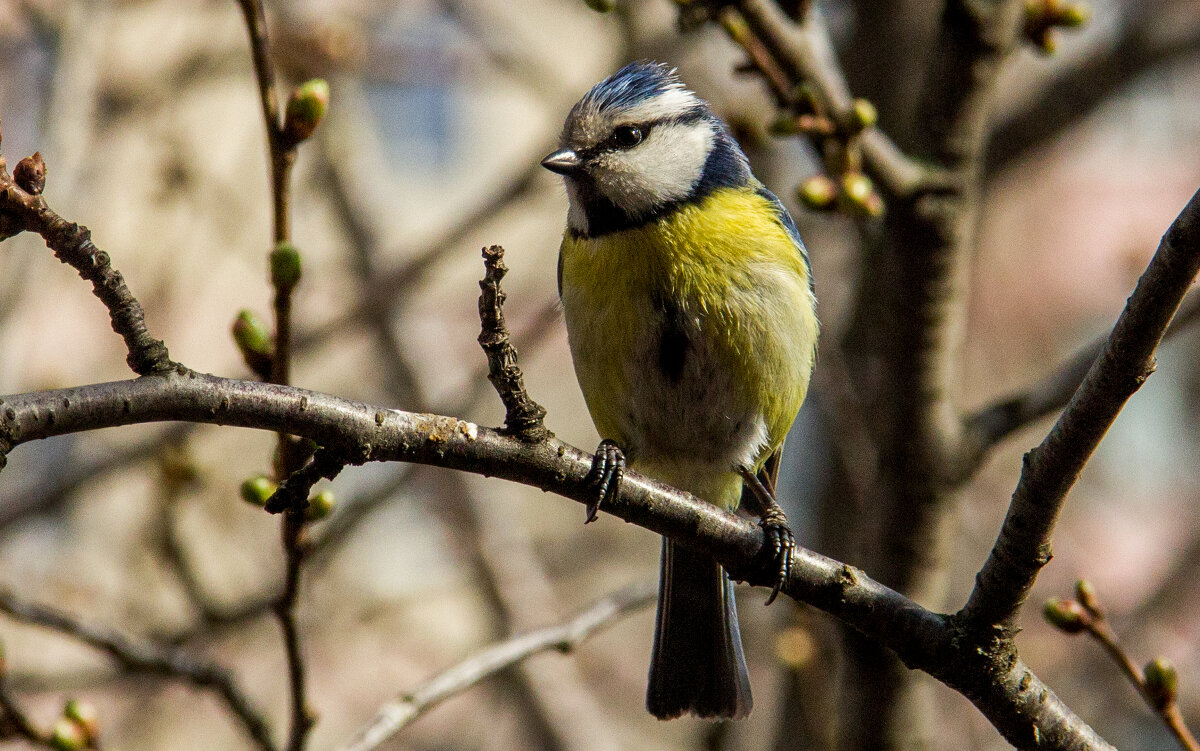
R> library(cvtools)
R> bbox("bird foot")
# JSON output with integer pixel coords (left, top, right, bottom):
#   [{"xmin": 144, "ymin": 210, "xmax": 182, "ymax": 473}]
[{"xmin": 584, "ymin": 439, "xmax": 625, "ymax": 524}]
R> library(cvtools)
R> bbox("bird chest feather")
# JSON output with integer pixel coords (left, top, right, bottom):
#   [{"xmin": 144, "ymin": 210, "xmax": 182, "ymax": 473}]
[{"xmin": 558, "ymin": 187, "xmax": 817, "ymax": 494}]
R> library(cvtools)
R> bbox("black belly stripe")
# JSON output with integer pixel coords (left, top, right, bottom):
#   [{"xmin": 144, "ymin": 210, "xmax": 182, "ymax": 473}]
[{"xmin": 654, "ymin": 294, "xmax": 689, "ymax": 385}]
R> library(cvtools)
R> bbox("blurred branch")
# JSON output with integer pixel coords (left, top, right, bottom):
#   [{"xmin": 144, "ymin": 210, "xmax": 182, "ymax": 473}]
[
  {"xmin": 0, "ymin": 425, "xmax": 195, "ymax": 535},
  {"xmin": 962, "ymin": 186, "xmax": 1200, "ymax": 632},
  {"xmin": 0, "ymin": 589, "xmax": 276, "ymax": 751},
  {"xmin": 731, "ymin": 0, "xmax": 931, "ymax": 198},
  {"xmin": 988, "ymin": 2, "xmax": 1200, "ymax": 174},
  {"xmin": 336, "ymin": 582, "xmax": 657, "ymax": 751},
  {"xmin": 295, "ymin": 157, "xmax": 547, "ymax": 354},
  {"xmin": 0, "ymin": 668, "xmax": 46, "ymax": 747},
  {"xmin": 962, "ymin": 288, "xmax": 1200, "ymax": 462}
]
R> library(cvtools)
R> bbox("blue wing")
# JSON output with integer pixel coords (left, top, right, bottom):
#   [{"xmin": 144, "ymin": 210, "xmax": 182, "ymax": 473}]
[{"xmin": 754, "ymin": 184, "xmax": 813, "ymax": 293}]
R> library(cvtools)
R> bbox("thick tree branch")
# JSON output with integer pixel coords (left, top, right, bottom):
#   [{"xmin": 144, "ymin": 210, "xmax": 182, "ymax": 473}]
[
  {"xmin": 0, "ymin": 588, "xmax": 276, "ymax": 751},
  {"xmin": 961, "ymin": 186, "xmax": 1200, "ymax": 632},
  {"xmin": 0, "ymin": 367, "xmax": 1115, "ymax": 750},
  {"xmin": 336, "ymin": 582, "xmax": 657, "ymax": 751}
]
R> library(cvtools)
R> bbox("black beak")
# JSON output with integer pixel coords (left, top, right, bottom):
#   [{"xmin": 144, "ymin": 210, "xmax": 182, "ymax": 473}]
[{"xmin": 541, "ymin": 149, "xmax": 582, "ymax": 176}]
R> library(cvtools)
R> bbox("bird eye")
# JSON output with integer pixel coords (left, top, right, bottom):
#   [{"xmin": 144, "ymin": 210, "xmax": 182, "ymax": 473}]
[{"xmin": 612, "ymin": 125, "xmax": 644, "ymax": 148}]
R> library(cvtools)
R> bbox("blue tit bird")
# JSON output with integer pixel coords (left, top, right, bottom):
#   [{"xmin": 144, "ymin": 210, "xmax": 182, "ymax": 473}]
[{"xmin": 542, "ymin": 61, "xmax": 818, "ymax": 720}]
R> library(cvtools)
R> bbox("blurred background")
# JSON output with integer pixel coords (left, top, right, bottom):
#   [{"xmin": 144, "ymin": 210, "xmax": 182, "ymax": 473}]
[{"xmin": 0, "ymin": 0, "xmax": 1198, "ymax": 749}]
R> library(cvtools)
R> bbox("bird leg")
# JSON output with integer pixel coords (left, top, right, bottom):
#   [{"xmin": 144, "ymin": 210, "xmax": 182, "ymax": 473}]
[
  {"xmin": 739, "ymin": 466, "xmax": 795, "ymax": 605},
  {"xmin": 584, "ymin": 439, "xmax": 625, "ymax": 523}
]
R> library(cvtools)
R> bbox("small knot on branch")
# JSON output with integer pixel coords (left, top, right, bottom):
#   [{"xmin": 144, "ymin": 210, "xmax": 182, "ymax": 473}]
[
  {"xmin": 264, "ymin": 447, "xmax": 346, "ymax": 514},
  {"xmin": 477, "ymin": 245, "xmax": 550, "ymax": 443}
]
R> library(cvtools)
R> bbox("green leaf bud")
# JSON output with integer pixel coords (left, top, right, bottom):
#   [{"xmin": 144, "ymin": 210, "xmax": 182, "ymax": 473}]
[
  {"xmin": 283, "ymin": 79, "xmax": 330, "ymax": 145},
  {"xmin": 840, "ymin": 173, "xmax": 884, "ymax": 217},
  {"xmin": 847, "ymin": 98, "xmax": 878, "ymax": 133},
  {"xmin": 583, "ymin": 0, "xmax": 616, "ymax": 11},
  {"xmin": 306, "ymin": 489, "xmax": 335, "ymax": 521},
  {"xmin": 270, "ymin": 242, "xmax": 302, "ymax": 292},
  {"xmin": 797, "ymin": 175, "xmax": 837, "ymax": 210},
  {"xmin": 1074, "ymin": 579, "xmax": 1101, "ymax": 615},
  {"xmin": 232, "ymin": 309, "xmax": 273, "ymax": 377},
  {"xmin": 63, "ymin": 699, "xmax": 99, "ymax": 743},
  {"xmin": 1043, "ymin": 597, "xmax": 1089, "ymax": 633},
  {"xmin": 240, "ymin": 475, "xmax": 276, "ymax": 507},
  {"xmin": 1144, "ymin": 657, "xmax": 1178, "ymax": 710},
  {"xmin": 50, "ymin": 718, "xmax": 87, "ymax": 751},
  {"xmin": 1053, "ymin": 0, "xmax": 1090, "ymax": 27}
]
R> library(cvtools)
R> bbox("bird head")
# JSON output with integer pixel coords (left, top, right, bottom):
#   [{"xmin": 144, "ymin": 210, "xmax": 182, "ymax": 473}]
[{"xmin": 542, "ymin": 61, "xmax": 750, "ymax": 237}]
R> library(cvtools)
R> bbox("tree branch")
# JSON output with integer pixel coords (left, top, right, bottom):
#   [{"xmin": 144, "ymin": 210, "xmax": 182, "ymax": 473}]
[
  {"xmin": 732, "ymin": 0, "xmax": 931, "ymax": 198},
  {"xmin": 0, "ymin": 364, "xmax": 1117, "ymax": 750},
  {"xmin": 335, "ymin": 582, "xmax": 657, "ymax": 751},
  {"xmin": 961, "ymin": 186, "xmax": 1200, "ymax": 632},
  {"xmin": 478, "ymin": 245, "xmax": 550, "ymax": 442},
  {"xmin": 0, "ymin": 588, "xmax": 276, "ymax": 751},
  {"xmin": 0, "ymin": 145, "xmax": 172, "ymax": 379},
  {"xmin": 962, "ymin": 288, "xmax": 1200, "ymax": 461}
]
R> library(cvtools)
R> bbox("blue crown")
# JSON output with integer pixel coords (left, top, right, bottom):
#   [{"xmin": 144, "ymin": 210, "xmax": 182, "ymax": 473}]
[{"xmin": 578, "ymin": 61, "xmax": 684, "ymax": 113}]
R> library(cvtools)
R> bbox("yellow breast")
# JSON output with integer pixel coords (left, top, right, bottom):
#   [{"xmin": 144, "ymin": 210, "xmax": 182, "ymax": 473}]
[{"xmin": 558, "ymin": 186, "xmax": 817, "ymax": 507}]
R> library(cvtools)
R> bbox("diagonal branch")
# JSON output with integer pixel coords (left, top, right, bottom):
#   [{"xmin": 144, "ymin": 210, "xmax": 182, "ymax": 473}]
[
  {"xmin": 0, "ymin": 147, "xmax": 172, "ymax": 379},
  {"xmin": 0, "ymin": 588, "xmax": 276, "ymax": 751},
  {"xmin": 961, "ymin": 186, "xmax": 1200, "ymax": 632},
  {"xmin": 336, "ymin": 582, "xmax": 657, "ymax": 751},
  {"xmin": 733, "ymin": 0, "xmax": 930, "ymax": 198},
  {"xmin": 962, "ymin": 288, "xmax": 1200, "ymax": 461}
]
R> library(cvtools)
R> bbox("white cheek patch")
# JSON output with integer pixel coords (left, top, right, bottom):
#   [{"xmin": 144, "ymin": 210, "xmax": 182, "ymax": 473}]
[{"xmin": 594, "ymin": 121, "xmax": 714, "ymax": 218}]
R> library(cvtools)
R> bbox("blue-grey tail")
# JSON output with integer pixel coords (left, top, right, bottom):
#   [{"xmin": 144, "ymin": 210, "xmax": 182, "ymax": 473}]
[{"xmin": 647, "ymin": 539, "xmax": 752, "ymax": 720}]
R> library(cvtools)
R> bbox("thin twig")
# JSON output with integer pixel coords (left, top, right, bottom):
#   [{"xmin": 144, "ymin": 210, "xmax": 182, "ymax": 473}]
[
  {"xmin": 336, "ymin": 582, "xmax": 657, "ymax": 751},
  {"xmin": 962, "ymin": 186, "xmax": 1200, "ymax": 632},
  {"xmin": 0, "ymin": 139, "xmax": 172, "ymax": 378},
  {"xmin": 233, "ymin": 2, "xmax": 314, "ymax": 748},
  {"xmin": 0, "ymin": 589, "xmax": 275, "ymax": 751},
  {"xmin": 732, "ymin": 0, "xmax": 931, "ymax": 197},
  {"xmin": 478, "ymin": 245, "xmax": 551, "ymax": 442}
]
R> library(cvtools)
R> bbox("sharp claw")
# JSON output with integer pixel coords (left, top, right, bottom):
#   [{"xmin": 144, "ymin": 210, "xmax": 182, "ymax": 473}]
[
  {"xmin": 759, "ymin": 514, "xmax": 795, "ymax": 606},
  {"xmin": 584, "ymin": 440, "xmax": 624, "ymax": 525}
]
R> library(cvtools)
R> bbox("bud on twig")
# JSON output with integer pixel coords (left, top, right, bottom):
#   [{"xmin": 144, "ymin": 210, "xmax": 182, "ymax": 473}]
[
  {"xmin": 14, "ymin": 152, "xmax": 46, "ymax": 195},
  {"xmin": 49, "ymin": 717, "xmax": 87, "ymax": 751},
  {"xmin": 797, "ymin": 175, "xmax": 837, "ymax": 211},
  {"xmin": 1024, "ymin": 0, "xmax": 1091, "ymax": 55},
  {"xmin": 305, "ymin": 489, "xmax": 335, "ymax": 521},
  {"xmin": 283, "ymin": 79, "xmax": 330, "ymax": 145},
  {"xmin": 270, "ymin": 242, "xmax": 302, "ymax": 292},
  {"xmin": 1144, "ymin": 657, "xmax": 1178, "ymax": 710},
  {"xmin": 241, "ymin": 475, "xmax": 276, "ymax": 507},
  {"xmin": 1074, "ymin": 579, "xmax": 1102, "ymax": 617},
  {"xmin": 1043, "ymin": 598, "xmax": 1091, "ymax": 633},
  {"xmin": 582, "ymin": 0, "xmax": 616, "ymax": 11},
  {"xmin": 840, "ymin": 172, "xmax": 884, "ymax": 217},
  {"xmin": 844, "ymin": 98, "xmax": 877, "ymax": 134},
  {"xmin": 63, "ymin": 699, "xmax": 99, "ymax": 745},
  {"xmin": 232, "ymin": 309, "xmax": 273, "ymax": 376}
]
